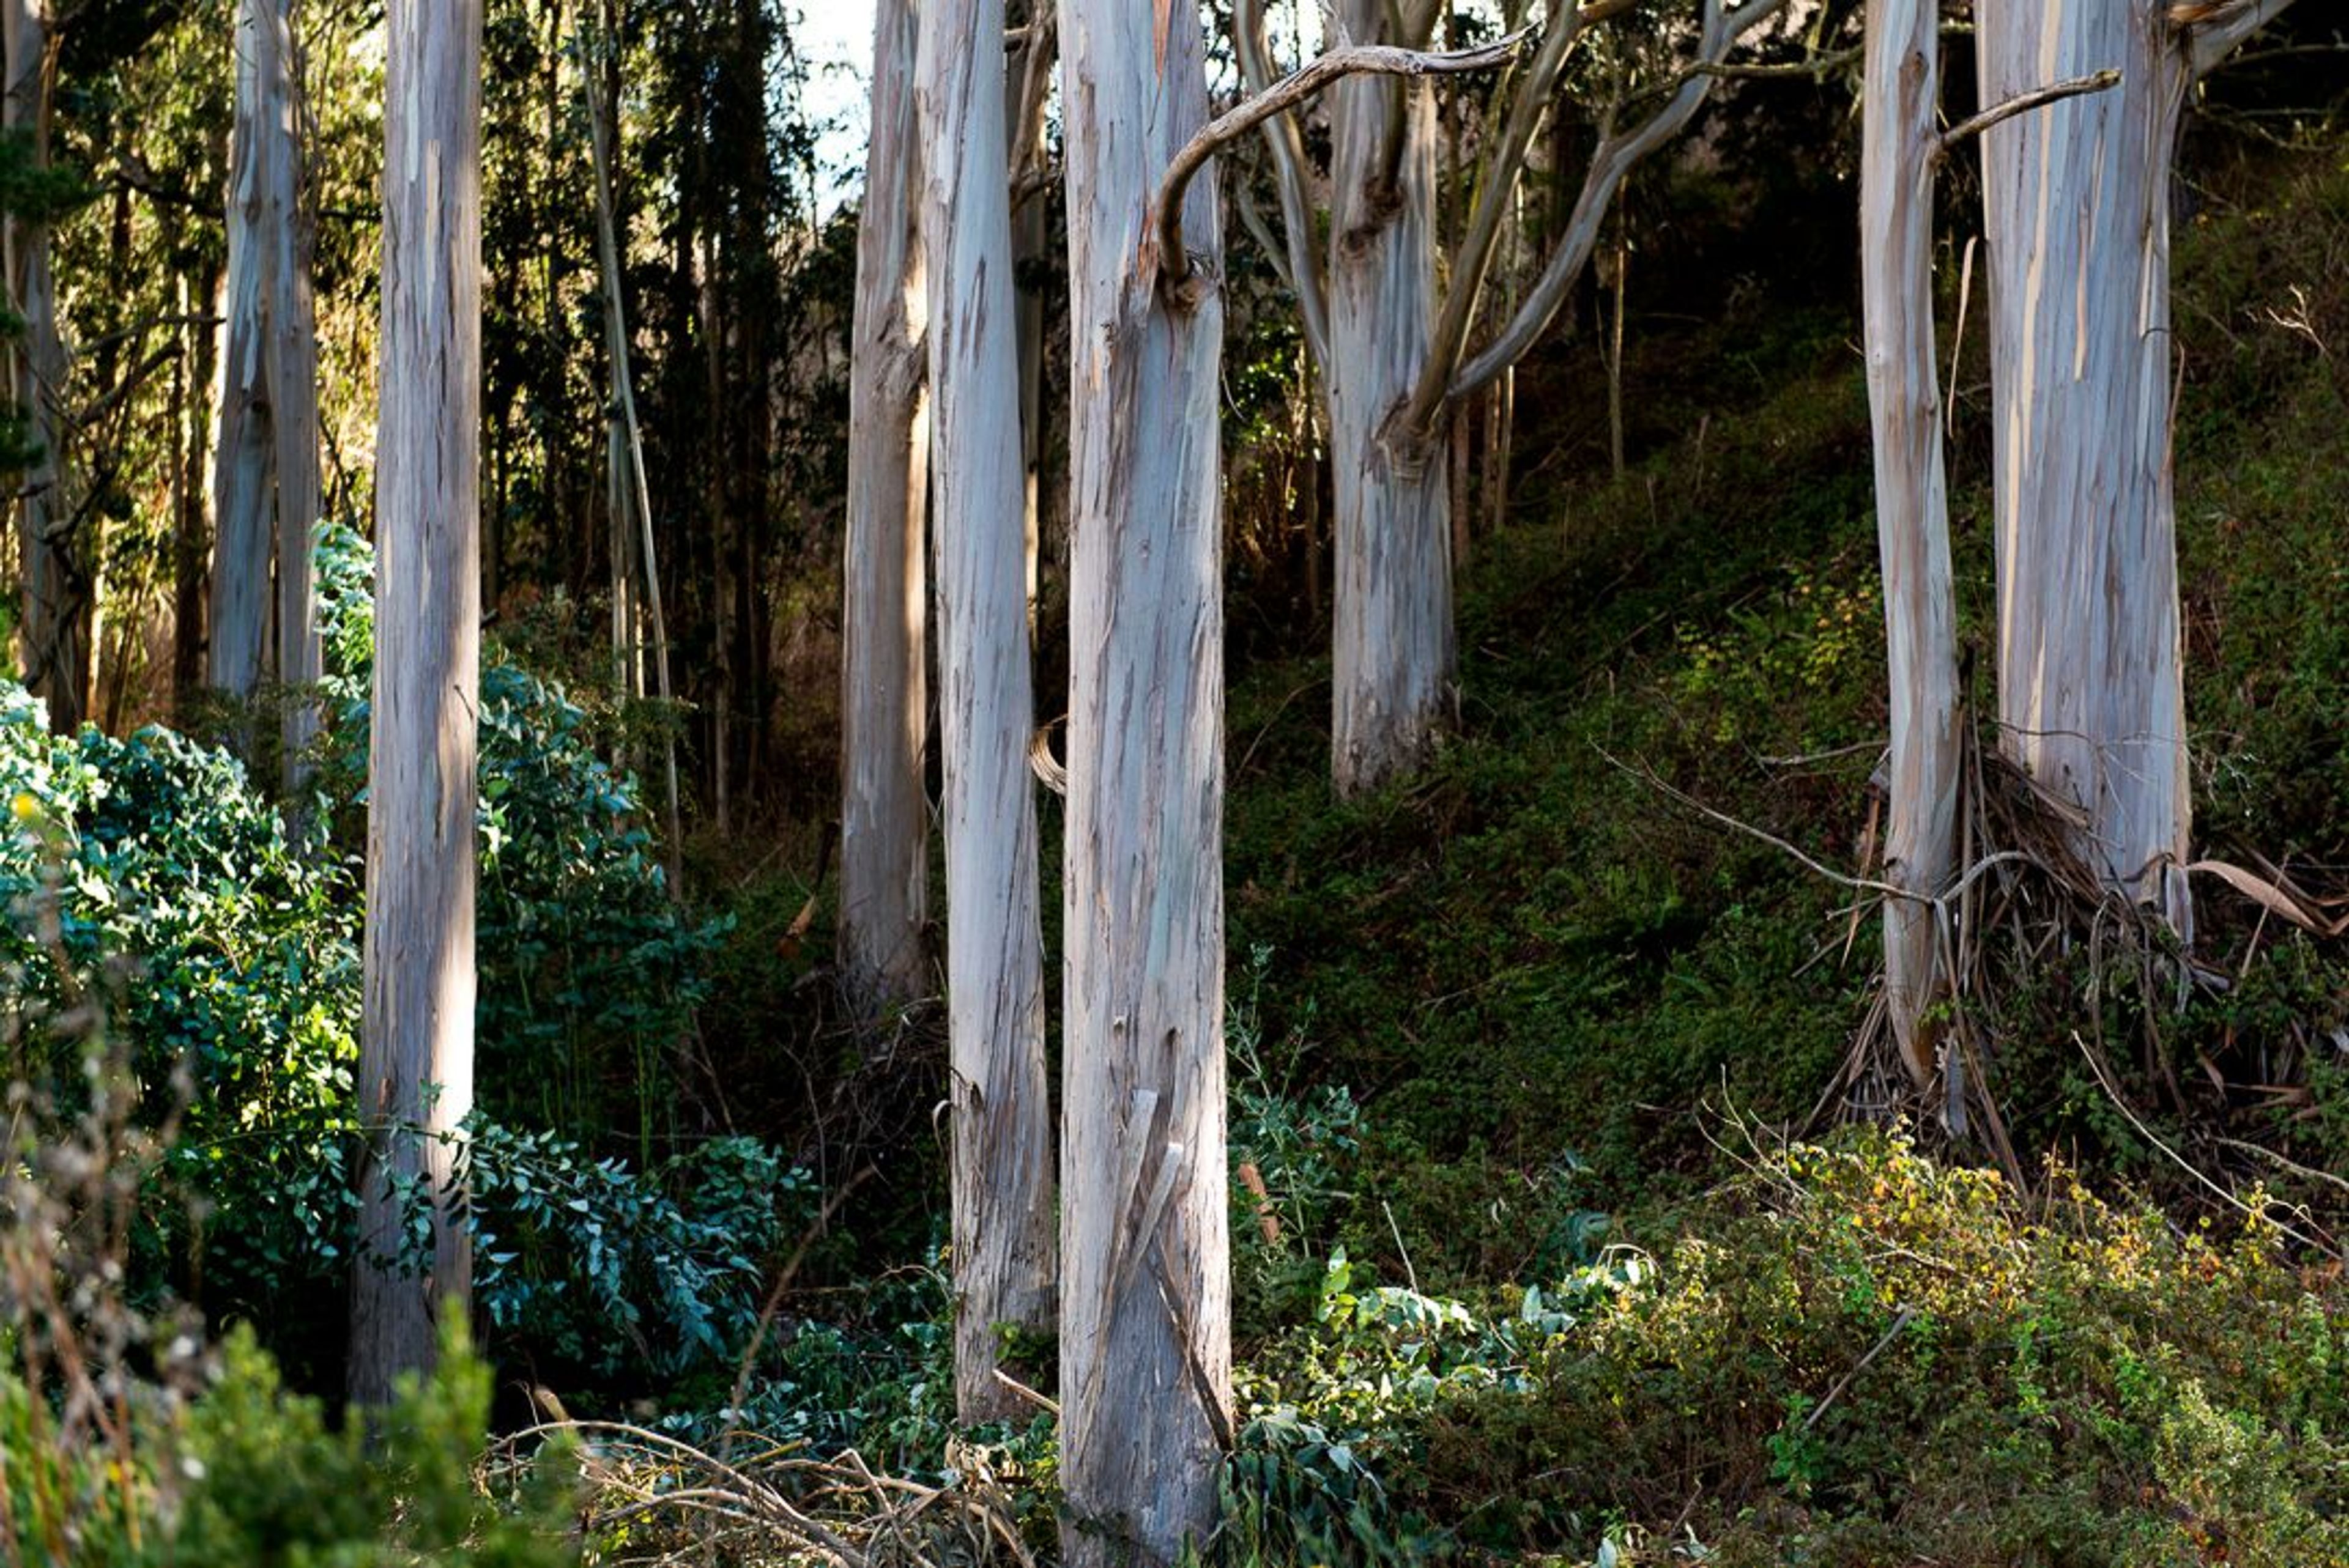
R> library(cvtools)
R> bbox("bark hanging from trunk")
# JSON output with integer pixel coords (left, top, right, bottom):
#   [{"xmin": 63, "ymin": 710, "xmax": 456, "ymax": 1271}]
[
  {"xmin": 1862, "ymin": 0, "xmax": 1960, "ymax": 1084},
  {"xmin": 1058, "ymin": 1, "xmax": 1231, "ymax": 1561},
  {"xmin": 1327, "ymin": 2, "xmax": 1452, "ymax": 799},
  {"xmin": 1977, "ymin": 0, "xmax": 2192, "ymax": 926},
  {"xmin": 351, "ymin": 0, "xmax": 484, "ymax": 1407},
  {"xmin": 838, "ymin": 0, "xmax": 932, "ymax": 1016},
  {"xmin": 917, "ymin": 0, "xmax": 1056, "ymax": 1427}
]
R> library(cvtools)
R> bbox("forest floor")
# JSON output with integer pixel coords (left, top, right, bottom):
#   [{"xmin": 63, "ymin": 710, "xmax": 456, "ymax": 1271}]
[{"xmin": 635, "ymin": 131, "xmax": 2349, "ymax": 1567}]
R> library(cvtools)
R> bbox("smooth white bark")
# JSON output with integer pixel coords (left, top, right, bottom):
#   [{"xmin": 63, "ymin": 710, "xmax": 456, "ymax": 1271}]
[
  {"xmin": 1059, "ymin": 0, "xmax": 1231, "ymax": 1559},
  {"xmin": 261, "ymin": 0, "xmax": 322, "ymax": 777},
  {"xmin": 839, "ymin": 0, "xmax": 932, "ymax": 1014},
  {"xmin": 1328, "ymin": 2, "xmax": 1453, "ymax": 796},
  {"xmin": 1978, "ymin": 0, "xmax": 2180, "ymax": 921},
  {"xmin": 915, "ymin": 0, "xmax": 1056, "ymax": 1427},
  {"xmin": 1861, "ymin": 0, "xmax": 1959, "ymax": 1084},
  {"xmin": 351, "ymin": 0, "xmax": 483, "ymax": 1406}
]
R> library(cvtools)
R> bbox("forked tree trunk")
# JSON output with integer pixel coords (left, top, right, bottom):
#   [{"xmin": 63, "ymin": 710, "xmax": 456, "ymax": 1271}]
[
  {"xmin": 1327, "ymin": 2, "xmax": 1453, "ymax": 799},
  {"xmin": 351, "ymin": 0, "xmax": 483, "ymax": 1406},
  {"xmin": 837, "ymin": 0, "xmax": 931, "ymax": 1016},
  {"xmin": 1975, "ymin": 0, "xmax": 2293, "ymax": 927},
  {"xmin": 915, "ymin": 0, "xmax": 1055, "ymax": 1426},
  {"xmin": 1861, "ymin": 0, "xmax": 1959, "ymax": 1084},
  {"xmin": 6, "ymin": 0, "xmax": 81, "ymax": 731},
  {"xmin": 1059, "ymin": 0, "xmax": 1231, "ymax": 1560}
]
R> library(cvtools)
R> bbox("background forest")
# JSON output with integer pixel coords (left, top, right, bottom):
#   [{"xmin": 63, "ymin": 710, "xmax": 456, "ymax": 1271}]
[{"xmin": 2, "ymin": 0, "xmax": 2347, "ymax": 1564}]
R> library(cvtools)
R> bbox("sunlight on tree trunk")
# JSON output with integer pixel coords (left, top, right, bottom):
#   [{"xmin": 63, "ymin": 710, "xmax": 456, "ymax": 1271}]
[
  {"xmin": 916, "ymin": 0, "xmax": 1056, "ymax": 1427},
  {"xmin": 837, "ymin": 0, "xmax": 931, "ymax": 1017},
  {"xmin": 351, "ymin": 0, "xmax": 483, "ymax": 1407},
  {"xmin": 1861, "ymin": 0, "xmax": 1959, "ymax": 1085},
  {"xmin": 1059, "ymin": 0, "xmax": 1231, "ymax": 1558},
  {"xmin": 1977, "ymin": 0, "xmax": 2293, "ymax": 931}
]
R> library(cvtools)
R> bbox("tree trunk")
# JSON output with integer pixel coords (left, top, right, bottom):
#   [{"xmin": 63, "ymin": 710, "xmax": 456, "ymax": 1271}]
[
  {"xmin": 1327, "ymin": 2, "xmax": 1452, "ymax": 799},
  {"xmin": 1977, "ymin": 0, "xmax": 2192, "ymax": 923},
  {"xmin": 210, "ymin": 0, "xmax": 273, "ymax": 700},
  {"xmin": 351, "ymin": 0, "xmax": 483, "ymax": 1407},
  {"xmin": 261, "ymin": 0, "xmax": 324, "ymax": 785},
  {"xmin": 1058, "ymin": 1, "xmax": 1231, "ymax": 1561},
  {"xmin": 1862, "ymin": 0, "xmax": 1959, "ymax": 1084},
  {"xmin": 837, "ymin": 0, "xmax": 931, "ymax": 1016},
  {"xmin": 6, "ymin": 0, "xmax": 82, "ymax": 732},
  {"xmin": 173, "ymin": 263, "xmax": 221, "ymax": 706},
  {"xmin": 916, "ymin": 0, "xmax": 1056, "ymax": 1426}
]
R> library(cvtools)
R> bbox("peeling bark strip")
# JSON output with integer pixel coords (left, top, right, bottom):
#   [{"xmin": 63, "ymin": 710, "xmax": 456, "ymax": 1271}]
[
  {"xmin": 351, "ymin": 0, "xmax": 483, "ymax": 1407},
  {"xmin": 838, "ymin": 0, "xmax": 930, "ymax": 1016},
  {"xmin": 1976, "ymin": 0, "xmax": 2293, "ymax": 929},
  {"xmin": 1060, "ymin": 1, "xmax": 1231, "ymax": 1562},
  {"xmin": 915, "ymin": 0, "xmax": 1056, "ymax": 1427},
  {"xmin": 1861, "ymin": 0, "xmax": 1960, "ymax": 1084}
]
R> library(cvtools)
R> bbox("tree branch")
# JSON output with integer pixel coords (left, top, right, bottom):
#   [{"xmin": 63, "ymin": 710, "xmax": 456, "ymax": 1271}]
[
  {"xmin": 1233, "ymin": 0, "xmax": 1330, "ymax": 367},
  {"xmin": 1449, "ymin": 0, "xmax": 1787, "ymax": 407},
  {"xmin": 2184, "ymin": 0, "xmax": 2303, "ymax": 79},
  {"xmin": 1932, "ymin": 69, "xmax": 2119, "ymax": 163},
  {"xmin": 1153, "ymin": 26, "xmax": 1533, "ymax": 309}
]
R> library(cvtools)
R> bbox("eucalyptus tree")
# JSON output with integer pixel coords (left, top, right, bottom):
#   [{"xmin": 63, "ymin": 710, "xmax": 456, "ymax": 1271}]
[
  {"xmin": 1975, "ymin": 0, "xmax": 2296, "ymax": 929},
  {"xmin": 1860, "ymin": 0, "xmax": 1957, "ymax": 1084},
  {"xmin": 5, "ymin": 0, "xmax": 82, "ymax": 732},
  {"xmin": 210, "ymin": 0, "xmax": 323, "ymax": 780},
  {"xmin": 1058, "ymin": 0, "xmax": 1231, "ymax": 1558},
  {"xmin": 1235, "ymin": 0, "xmax": 1786, "ymax": 796},
  {"xmin": 350, "ymin": 0, "xmax": 484, "ymax": 1404},
  {"xmin": 914, "ymin": 0, "xmax": 1055, "ymax": 1425},
  {"xmin": 837, "ymin": 0, "xmax": 930, "ymax": 1016}
]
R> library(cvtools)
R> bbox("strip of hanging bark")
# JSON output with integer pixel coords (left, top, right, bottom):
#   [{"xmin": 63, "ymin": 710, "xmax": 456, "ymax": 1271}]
[{"xmin": 1151, "ymin": 26, "xmax": 1532, "ymax": 306}]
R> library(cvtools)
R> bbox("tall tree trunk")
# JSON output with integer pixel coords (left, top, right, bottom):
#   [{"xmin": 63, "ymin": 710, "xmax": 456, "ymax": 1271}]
[
  {"xmin": 1862, "ymin": 0, "xmax": 1959, "ymax": 1084},
  {"xmin": 837, "ymin": 0, "xmax": 930, "ymax": 1016},
  {"xmin": 1976, "ymin": 0, "xmax": 2202, "ymax": 925},
  {"xmin": 916, "ymin": 0, "xmax": 1055, "ymax": 1427},
  {"xmin": 262, "ymin": 0, "xmax": 324, "ymax": 785},
  {"xmin": 1058, "ymin": 1, "xmax": 1231, "ymax": 1561},
  {"xmin": 1327, "ymin": 4, "xmax": 1452, "ymax": 799},
  {"xmin": 6, "ymin": 0, "xmax": 81, "ymax": 731},
  {"xmin": 351, "ymin": 0, "xmax": 483, "ymax": 1407},
  {"xmin": 173, "ymin": 264, "xmax": 221, "ymax": 705},
  {"xmin": 210, "ymin": 0, "xmax": 273, "ymax": 700}
]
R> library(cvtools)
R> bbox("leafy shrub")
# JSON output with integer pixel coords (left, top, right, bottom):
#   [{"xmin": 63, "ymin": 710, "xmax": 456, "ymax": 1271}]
[
  {"xmin": 313, "ymin": 522, "xmax": 723, "ymax": 1150},
  {"xmin": 467, "ymin": 1122, "xmax": 813, "ymax": 1385}
]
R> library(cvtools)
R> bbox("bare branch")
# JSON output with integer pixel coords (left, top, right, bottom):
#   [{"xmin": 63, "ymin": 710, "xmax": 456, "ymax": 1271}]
[
  {"xmin": 2183, "ymin": 0, "xmax": 2303, "ymax": 78},
  {"xmin": 1153, "ymin": 27, "xmax": 1532, "ymax": 308},
  {"xmin": 1234, "ymin": 0, "xmax": 1330, "ymax": 366},
  {"xmin": 1932, "ymin": 69, "xmax": 2120, "ymax": 163},
  {"xmin": 1450, "ymin": 0, "xmax": 1787, "ymax": 405}
]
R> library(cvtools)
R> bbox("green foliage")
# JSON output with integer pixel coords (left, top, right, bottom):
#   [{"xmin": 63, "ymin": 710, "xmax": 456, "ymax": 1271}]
[
  {"xmin": 466, "ymin": 1122, "xmax": 813, "ymax": 1385},
  {"xmin": 168, "ymin": 1311, "xmax": 581, "ymax": 1568},
  {"xmin": 313, "ymin": 523, "xmax": 725, "ymax": 1150}
]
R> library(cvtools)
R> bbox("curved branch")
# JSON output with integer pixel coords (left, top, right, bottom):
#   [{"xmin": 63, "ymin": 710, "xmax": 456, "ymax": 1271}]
[
  {"xmin": 1235, "ymin": 0, "xmax": 1330, "ymax": 367},
  {"xmin": 1405, "ymin": 0, "xmax": 1621, "ymax": 438},
  {"xmin": 1448, "ymin": 0, "xmax": 1786, "ymax": 406},
  {"xmin": 1154, "ymin": 26, "xmax": 1533, "ymax": 308},
  {"xmin": 1932, "ymin": 68, "xmax": 2118, "ymax": 163}
]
